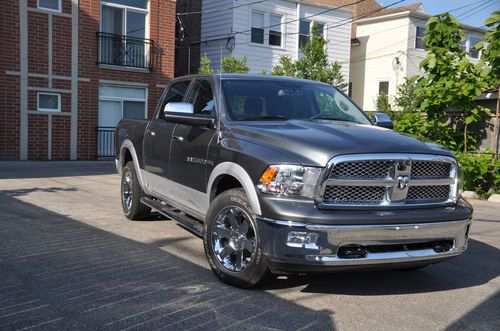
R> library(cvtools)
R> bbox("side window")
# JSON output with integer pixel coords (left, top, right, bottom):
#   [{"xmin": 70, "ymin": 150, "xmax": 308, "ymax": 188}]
[
  {"xmin": 160, "ymin": 80, "xmax": 190, "ymax": 118},
  {"xmin": 187, "ymin": 80, "xmax": 215, "ymax": 116}
]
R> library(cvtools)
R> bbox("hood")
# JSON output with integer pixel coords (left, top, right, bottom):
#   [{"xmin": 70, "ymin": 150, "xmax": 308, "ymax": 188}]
[{"xmin": 226, "ymin": 120, "xmax": 454, "ymax": 167}]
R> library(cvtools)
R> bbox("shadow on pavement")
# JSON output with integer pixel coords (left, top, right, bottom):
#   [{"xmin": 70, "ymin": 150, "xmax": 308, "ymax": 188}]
[
  {"xmin": 1, "ymin": 187, "xmax": 78, "ymax": 197},
  {"xmin": 261, "ymin": 238, "xmax": 500, "ymax": 296},
  {"xmin": 0, "ymin": 161, "xmax": 116, "ymax": 179},
  {"xmin": 445, "ymin": 289, "xmax": 500, "ymax": 330},
  {"xmin": 0, "ymin": 192, "xmax": 334, "ymax": 330}
]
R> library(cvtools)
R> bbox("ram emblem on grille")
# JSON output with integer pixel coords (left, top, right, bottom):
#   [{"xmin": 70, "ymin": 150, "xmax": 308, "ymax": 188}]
[{"xmin": 397, "ymin": 175, "xmax": 410, "ymax": 190}]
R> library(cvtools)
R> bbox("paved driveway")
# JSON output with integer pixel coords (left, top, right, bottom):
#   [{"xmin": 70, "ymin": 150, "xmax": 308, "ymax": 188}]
[{"xmin": 0, "ymin": 161, "xmax": 499, "ymax": 330}]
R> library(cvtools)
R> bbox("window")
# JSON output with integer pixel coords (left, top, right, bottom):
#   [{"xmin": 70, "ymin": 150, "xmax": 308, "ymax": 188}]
[
  {"xmin": 222, "ymin": 79, "xmax": 371, "ymax": 125},
  {"xmin": 299, "ymin": 20, "xmax": 325, "ymax": 49},
  {"xmin": 348, "ymin": 82, "xmax": 352, "ymax": 98},
  {"xmin": 378, "ymin": 81, "xmax": 389, "ymax": 95},
  {"xmin": 37, "ymin": 92, "xmax": 61, "ymax": 112},
  {"xmin": 98, "ymin": 85, "xmax": 147, "ymax": 128},
  {"xmin": 415, "ymin": 26, "xmax": 425, "ymax": 49},
  {"xmin": 187, "ymin": 80, "xmax": 215, "ymax": 116},
  {"xmin": 164, "ymin": 81, "xmax": 190, "ymax": 104},
  {"xmin": 251, "ymin": 12, "xmax": 265, "ymax": 44},
  {"xmin": 100, "ymin": 0, "xmax": 148, "ymax": 68},
  {"xmin": 269, "ymin": 15, "xmax": 282, "ymax": 46},
  {"xmin": 469, "ymin": 36, "xmax": 481, "ymax": 59},
  {"xmin": 299, "ymin": 20, "xmax": 311, "ymax": 48},
  {"xmin": 38, "ymin": 0, "xmax": 61, "ymax": 12}
]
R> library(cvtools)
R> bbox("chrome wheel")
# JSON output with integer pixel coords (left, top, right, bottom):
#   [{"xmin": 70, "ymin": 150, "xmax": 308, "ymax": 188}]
[
  {"xmin": 211, "ymin": 206, "xmax": 256, "ymax": 272},
  {"xmin": 122, "ymin": 170, "xmax": 133, "ymax": 212}
]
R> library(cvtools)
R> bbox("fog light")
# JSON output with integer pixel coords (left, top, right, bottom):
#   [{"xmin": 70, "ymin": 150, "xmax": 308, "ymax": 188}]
[{"xmin": 286, "ymin": 231, "xmax": 318, "ymax": 249}]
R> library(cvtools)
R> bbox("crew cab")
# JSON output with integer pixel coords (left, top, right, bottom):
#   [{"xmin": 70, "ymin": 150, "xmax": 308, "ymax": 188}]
[{"xmin": 115, "ymin": 74, "xmax": 472, "ymax": 288}]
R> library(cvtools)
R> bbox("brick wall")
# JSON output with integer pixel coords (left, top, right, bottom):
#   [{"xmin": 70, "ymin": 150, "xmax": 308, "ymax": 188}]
[{"xmin": 0, "ymin": 0, "xmax": 176, "ymax": 160}]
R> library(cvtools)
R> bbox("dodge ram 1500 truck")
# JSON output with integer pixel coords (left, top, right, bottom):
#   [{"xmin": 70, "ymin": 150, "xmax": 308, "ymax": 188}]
[{"xmin": 115, "ymin": 74, "xmax": 472, "ymax": 288}]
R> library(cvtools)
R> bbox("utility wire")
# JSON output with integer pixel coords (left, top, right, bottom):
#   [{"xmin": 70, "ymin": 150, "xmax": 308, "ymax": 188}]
[
  {"xmin": 181, "ymin": 0, "xmax": 371, "ymax": 45},
  {"xmin": 177, "ymin": 0, "xmax": 271, "ymax": 16}
]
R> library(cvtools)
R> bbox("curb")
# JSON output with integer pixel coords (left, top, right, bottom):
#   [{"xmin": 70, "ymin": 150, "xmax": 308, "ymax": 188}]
[
  {"xmin": 462, "ymin": 191, "xmax": 479, "ymax": 200},
  {"xmin": 488, "ymin": 194, "xmax": 500, "ymax": 203}
]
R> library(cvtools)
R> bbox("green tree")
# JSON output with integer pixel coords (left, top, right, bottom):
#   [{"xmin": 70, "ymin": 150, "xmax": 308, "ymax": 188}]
[
  {"xmin": 199, "ymin": 54, "xmax": 214, "ymax": 74},
  {"xmin": 198, "ymin": 53, "xmax": 249, "ymax": 74},
  {"xmin": 272, "ymin": 24, "xmax": 348, "ymax": 91},
  {"xmin": 221, "ymin": 54, "xmax": 249, "ymax": 73},
  {"xmin": 394, "ymin": 77, "xmax": 423, "ymax": 112},
  {"xmin": 374, "ymin": 92, "xmax": 392, "ymax": 113},
  {"xmin": 417, "ymin": 13, "xmax": 489, "ymax": 152},
  {"xmin": 476, "ymin": 11, "xmax": 500, "ymax": 156}
]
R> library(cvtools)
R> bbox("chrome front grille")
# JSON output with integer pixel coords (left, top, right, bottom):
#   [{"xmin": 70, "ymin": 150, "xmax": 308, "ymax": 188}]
[
  {"xmin": 411, "ymin": 161, "xmax": 451, "ymax": 179},
  {"xmin": 319, "ymin": 154, "xmax": 458, "ymax": 208},
  {"xmin": 323, "ymin": 186, "xmax": 385, "ymax": 205},
  {"xmin": 406, "ymin": 185, "xmax": 450, "ymax": 204},
  {"xmin": 329, "ymin": 160, "xmax": 392, "ymax": 179}
]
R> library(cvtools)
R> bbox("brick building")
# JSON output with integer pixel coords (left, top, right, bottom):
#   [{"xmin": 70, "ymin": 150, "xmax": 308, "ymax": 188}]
[{"xmin": 0, "ymin": 0, "xmax": 175, "ymax": 160}]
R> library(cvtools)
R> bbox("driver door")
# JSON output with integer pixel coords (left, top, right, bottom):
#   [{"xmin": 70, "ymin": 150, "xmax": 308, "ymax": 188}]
[{"xmin": 143, "ymin": 79, "xmax": 191, "ymax": 195}]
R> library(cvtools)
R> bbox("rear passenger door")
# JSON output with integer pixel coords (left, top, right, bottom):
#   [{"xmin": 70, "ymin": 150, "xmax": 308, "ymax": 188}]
[
  {"xmin": 168, "ymin": 79, "xmax": 217, "ymax": 213},
  {"xmin": 143, "ymin": 79, "xmax": 190, "ymax": 194}
]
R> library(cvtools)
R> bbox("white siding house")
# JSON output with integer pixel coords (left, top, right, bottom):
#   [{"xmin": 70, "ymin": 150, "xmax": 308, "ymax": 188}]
[
  {"xmin": 350, "ymin": 10, "xmax": 486, "ymax": 112},
  {"xmin": 200, "ymin": 0, "xmax": 352, "ymax": 82}
]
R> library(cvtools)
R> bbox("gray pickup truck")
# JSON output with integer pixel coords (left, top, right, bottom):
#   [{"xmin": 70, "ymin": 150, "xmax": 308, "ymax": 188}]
[{"xmin": 115, "ymin": 74, "xmax": 472, "ymax": 288}]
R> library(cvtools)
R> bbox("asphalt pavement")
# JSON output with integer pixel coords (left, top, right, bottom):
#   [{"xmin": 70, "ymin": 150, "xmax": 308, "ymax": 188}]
[{"xmin": 0, "ymin": 161, "xmax": 498, "ymax": 330}]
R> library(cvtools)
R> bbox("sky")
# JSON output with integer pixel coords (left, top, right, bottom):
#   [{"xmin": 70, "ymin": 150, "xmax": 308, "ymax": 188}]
[{"xmin": 378, "ymin": 0, "xmax": 500, "ymax": 27}]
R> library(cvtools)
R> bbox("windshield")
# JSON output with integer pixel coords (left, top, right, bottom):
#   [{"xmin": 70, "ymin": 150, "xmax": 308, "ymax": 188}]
[{"xmin": 222, "ymin": 79, "xmax": 371, "ymax": 124}]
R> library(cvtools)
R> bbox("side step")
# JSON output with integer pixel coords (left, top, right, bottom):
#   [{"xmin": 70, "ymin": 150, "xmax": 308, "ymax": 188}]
[{"xmin": 140, "ymin": 196, "xmax": 204, "ymax": 237}]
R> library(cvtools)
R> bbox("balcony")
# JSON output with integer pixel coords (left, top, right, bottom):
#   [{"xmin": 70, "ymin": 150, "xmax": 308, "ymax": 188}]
[{"xmin": 97, "ymin": 32, "xmax": 160, "ymax": 71}]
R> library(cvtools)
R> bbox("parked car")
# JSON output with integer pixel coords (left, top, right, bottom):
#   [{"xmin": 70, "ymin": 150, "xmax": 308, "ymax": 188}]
[{"xmin": 115, "ymin": 74, "xmax": 472, "ymax": 288}]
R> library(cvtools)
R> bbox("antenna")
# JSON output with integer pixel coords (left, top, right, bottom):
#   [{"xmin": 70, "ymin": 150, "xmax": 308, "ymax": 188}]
[{"xmin": 217, "ymin": 44, "xmax": 223, "ymax": 144}]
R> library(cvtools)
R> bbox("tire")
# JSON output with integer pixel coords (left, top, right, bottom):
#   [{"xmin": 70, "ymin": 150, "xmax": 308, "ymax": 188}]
[
  {"xmin": 121, "ymin": 161, "xmax": 151, "ymax": 220},
  {"xmin": 203, "ymin": 188, "xmax": 269, "ymax": 288}
]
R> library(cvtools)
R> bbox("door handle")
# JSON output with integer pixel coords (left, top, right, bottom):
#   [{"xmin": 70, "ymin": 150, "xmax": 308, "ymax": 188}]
[
  {"xmin": 172, "ymin": 136, "xmax": 184, "ymax": 142},
  {"xmin": 147, "ymin": 131, "xmax": 156, "ymax": 136}
]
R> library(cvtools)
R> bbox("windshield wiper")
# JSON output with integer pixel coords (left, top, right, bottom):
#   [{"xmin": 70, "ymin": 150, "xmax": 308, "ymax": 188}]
[
  {"xmin": 239, "ymin": 115, "xmax": 288, "ymax": 121},
  {"xmin": 309, "ymin": 114, "xmax": 354, "ymax": 122}
]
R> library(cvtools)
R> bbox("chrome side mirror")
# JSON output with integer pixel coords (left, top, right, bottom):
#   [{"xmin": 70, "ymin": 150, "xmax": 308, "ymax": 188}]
[
  {"xmin": 163, "ymin": 102, "xmax": 194, "ymax": 116},
  {"xmin": 370, "ymin": 112, "xmax": 393, "ymax": 129},
  {"xmin": 163, "ymin": 102, "xmax": 213, "ymax": 127}
]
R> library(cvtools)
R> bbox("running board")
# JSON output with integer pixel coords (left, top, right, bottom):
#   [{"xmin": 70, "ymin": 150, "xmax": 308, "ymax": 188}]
[{"xmin": 140, "ymin": 197, "xmax": 204, "ymax": 237}]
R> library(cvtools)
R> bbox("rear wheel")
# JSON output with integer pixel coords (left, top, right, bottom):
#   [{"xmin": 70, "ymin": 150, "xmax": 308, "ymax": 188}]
[
  {"xmin": 121, "ymin": 161, "xmax": 151, "ymax": 220},
  {"xmin": 204, "ymin": 188, "xmax": 269, "ymax": 288}
]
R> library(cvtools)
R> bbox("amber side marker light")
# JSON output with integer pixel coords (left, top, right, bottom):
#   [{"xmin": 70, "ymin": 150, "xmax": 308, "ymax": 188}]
[{"xmin": 259, "ymin": 166, "xmax": 279, "ymax": 190}]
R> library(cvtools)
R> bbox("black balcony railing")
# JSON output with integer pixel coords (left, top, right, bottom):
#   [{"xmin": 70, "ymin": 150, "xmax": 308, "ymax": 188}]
[
  {"xmin": 97, "ymin": 126, "xmax": 115, "ymax": 158},
  {"xmin": 97, "ymin": 32, "xmax": 160, "ymax": 70}
]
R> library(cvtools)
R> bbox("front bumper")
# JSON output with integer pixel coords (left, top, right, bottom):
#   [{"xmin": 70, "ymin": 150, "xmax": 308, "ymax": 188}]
[{"xmin": 257, "ymin": 217, "xmax": 471, "ymax": 273}]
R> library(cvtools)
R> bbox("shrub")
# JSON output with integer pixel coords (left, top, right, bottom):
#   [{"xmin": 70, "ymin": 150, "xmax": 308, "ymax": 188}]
[{"xmin": 456, "ymin": 152, "xmax": 500, "ymax": 196}]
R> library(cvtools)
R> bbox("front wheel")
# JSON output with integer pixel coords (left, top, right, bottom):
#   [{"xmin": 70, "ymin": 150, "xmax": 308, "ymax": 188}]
[
  {"xmin": 203, "ymin": 188, "xmax": 269, "ymax": 288},
  {"xmin": 121, "ymin": 161, "xmax": 151, "ymax": 220}
]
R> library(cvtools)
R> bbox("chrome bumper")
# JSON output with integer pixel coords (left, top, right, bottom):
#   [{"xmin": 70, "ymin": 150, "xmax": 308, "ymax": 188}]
[{"xmin": 258, "ymin": 218, "xmax": 471, "ymax": 270}]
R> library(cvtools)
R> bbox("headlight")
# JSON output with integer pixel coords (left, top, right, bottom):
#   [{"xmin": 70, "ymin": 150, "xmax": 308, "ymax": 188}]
[
  {"xmin": 257, "ymin": 165, "xmax": 322, "ymax": 198},
  {"xmin": 450, "ymin": 162, "xmax": 463, "ymax": 202}
]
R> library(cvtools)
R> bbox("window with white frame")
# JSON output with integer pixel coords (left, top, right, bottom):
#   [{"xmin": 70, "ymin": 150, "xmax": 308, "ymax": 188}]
[
  {"xmin": 98, "ymin": 85, "xmax": 147, "ymax": 129},
  {"xmin": 299, "ymin": 20, "xmax": 325, "ymax": 49},
  {"xmin": 251, "ymin": 12, "xmax": 265, "ymax": 44},
  {"xmin": 415, "ymin": 26, "xmax": 425, "ymax": 49},
  {"xmin": 37, "ymin": 92, "xmax": 61, "ymax": 112},
  {"xmin": 38, "ymin": 0, "xmax": 61, "ymax": 12},
  {"xmin": 468, "ymin": 35, "xmax": 481, "ymax": 59},
  {"xmin": 269, "ymin": 14, "xmax": 282, "ymax": 46},
  {"xmin": 100, "ymin": 0, "xmax": 149, "ymax": 67},
  {"xmin": 378, "ymin": 81, "xmax": 389, "ymax": 95}
]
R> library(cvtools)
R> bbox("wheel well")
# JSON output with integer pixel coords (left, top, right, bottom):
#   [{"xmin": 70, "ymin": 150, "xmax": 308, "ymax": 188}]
[
  {"xmin": 122, "ymin": 149, "xmax": 133, "ymax": 167},
  {"xmin": 211, "ymin": 175, "xmax": 243, "ymax": 201}
]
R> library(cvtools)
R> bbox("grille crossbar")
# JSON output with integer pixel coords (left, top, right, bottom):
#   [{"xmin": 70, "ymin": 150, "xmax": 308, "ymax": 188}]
[{"xmin": 318, "ymin": 154, "xmax": 457, "ymax": 208}]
